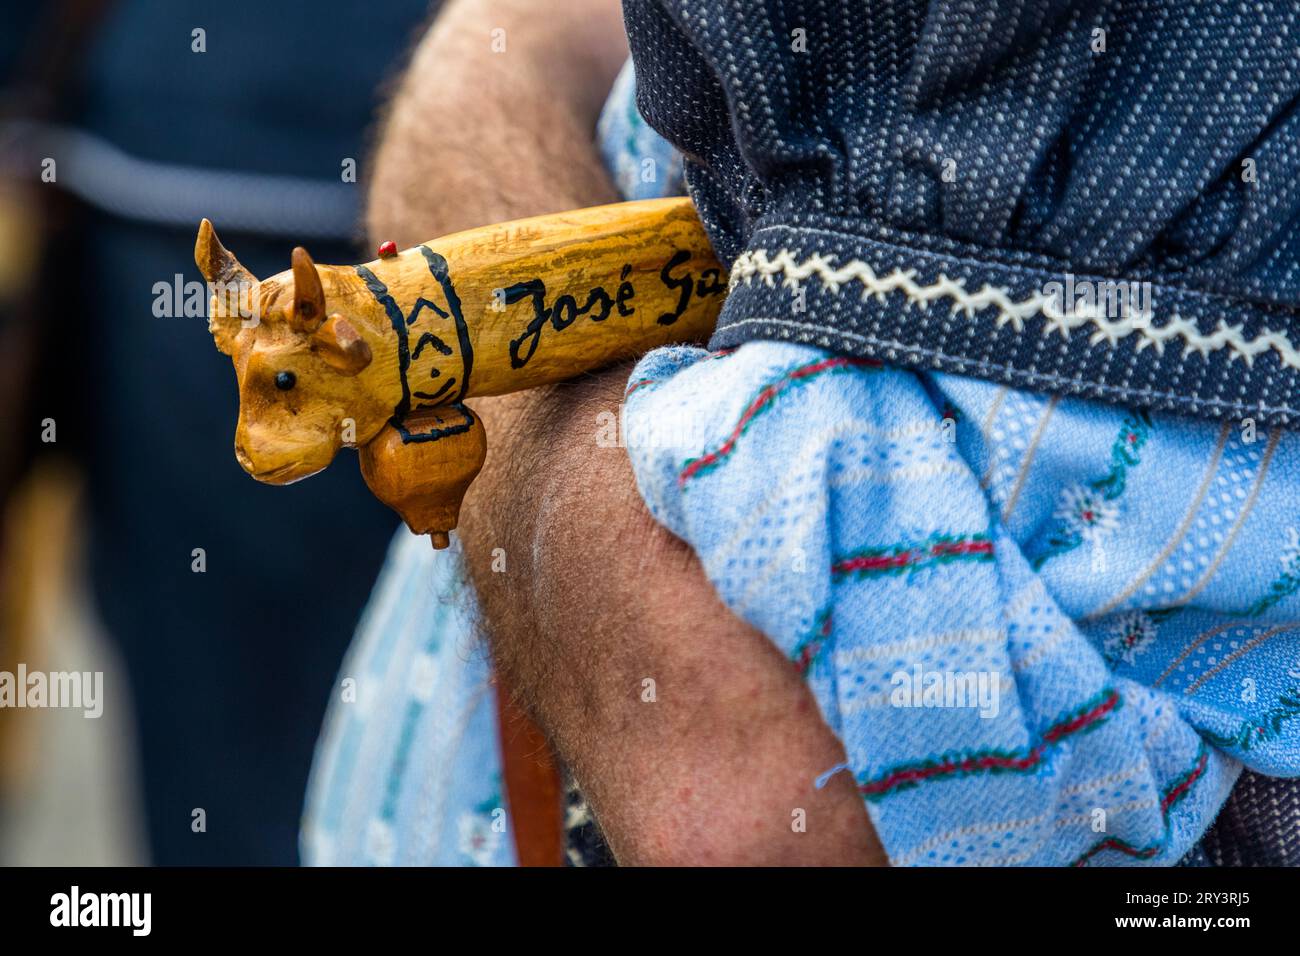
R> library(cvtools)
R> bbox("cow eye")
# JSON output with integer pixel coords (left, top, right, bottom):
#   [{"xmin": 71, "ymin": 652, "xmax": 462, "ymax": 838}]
[{"xmin": 274, "ymin": 370, "xmax": 297, "ymax": 391}]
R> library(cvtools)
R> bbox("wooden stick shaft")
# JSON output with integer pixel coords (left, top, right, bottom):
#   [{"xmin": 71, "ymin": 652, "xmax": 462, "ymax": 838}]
[
  {"xmin": 199, "ymin": 198, "xmax": 726, "ymax": 537},
  {"xmin": 354, "ymin": 197, "xmax": 725, "ymax": 401}
]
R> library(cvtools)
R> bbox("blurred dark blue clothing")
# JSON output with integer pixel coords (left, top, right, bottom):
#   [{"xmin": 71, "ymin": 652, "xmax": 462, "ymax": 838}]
[{"xmin": 57, "ymin": 0, "xmax": 431, "ymax": 864}]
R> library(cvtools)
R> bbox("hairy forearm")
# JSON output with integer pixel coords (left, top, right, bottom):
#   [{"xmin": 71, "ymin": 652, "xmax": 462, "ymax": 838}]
[
  {"xmin": 459, "ymin": 380, "xmax": 884, "ymax": 865},
  {"xmin": 366, "ymin": 0, "xmax": 884, "ymax": 865}
]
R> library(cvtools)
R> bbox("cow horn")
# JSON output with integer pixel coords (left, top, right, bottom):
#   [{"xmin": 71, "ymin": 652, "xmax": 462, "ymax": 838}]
[
  {"xmin": 196, "ymin": 219, "xmax": 258, "ymax": 356},
  {"xmin": 290, "ymin": 246, "xmax": 327, "ymax": 332},
  {"xmin": 195, "ymin": 219, "xmax": 256, "ymax": 287}
]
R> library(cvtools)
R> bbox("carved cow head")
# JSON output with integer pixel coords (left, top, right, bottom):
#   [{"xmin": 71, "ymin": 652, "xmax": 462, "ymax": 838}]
[{"xmin": 196, "ymin": 220, "xmax": 399, "ymax": 484}]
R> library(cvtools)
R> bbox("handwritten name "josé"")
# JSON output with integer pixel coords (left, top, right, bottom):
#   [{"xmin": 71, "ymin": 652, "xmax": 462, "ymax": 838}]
[{"xmin": 500, "ymin": 249, "xmax": 724, "ymax": 369}]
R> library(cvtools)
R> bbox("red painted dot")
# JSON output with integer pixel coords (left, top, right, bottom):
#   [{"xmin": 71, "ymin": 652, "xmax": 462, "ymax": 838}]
[{"xmin": 377, "ymin": 240, "xmax": 398, "ymax": 258}]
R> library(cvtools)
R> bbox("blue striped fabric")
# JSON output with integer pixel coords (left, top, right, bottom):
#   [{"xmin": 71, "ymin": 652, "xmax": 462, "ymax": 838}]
[
  {"xmin": 301, "ymin": 533, "xmax": 513, "ymax": 866},
  {"xmin": 625, "ymin": 343, "xmax": 1300, "ymax": 865}
]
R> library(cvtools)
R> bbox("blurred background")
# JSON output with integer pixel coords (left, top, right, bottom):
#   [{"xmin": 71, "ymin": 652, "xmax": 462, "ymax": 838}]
[{"xmin": 0, "ymin": 0, "xmax": 438, "ymax": 864}]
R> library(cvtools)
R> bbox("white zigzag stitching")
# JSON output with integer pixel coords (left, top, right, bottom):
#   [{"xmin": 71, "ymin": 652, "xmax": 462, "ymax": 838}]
[{"xmin": 729, "ymin": 248, "xmax": 1300, "ymax": 371}]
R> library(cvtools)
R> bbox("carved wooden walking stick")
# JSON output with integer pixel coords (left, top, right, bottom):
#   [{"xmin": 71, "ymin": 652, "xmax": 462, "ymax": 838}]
[{"xmin": 196, "ymin": 197, "xmax": 724, "ymax": 548}]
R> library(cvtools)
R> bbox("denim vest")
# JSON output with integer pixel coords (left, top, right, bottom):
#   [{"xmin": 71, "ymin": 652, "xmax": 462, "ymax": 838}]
[{"xmin": 624, "ymin": 0, "xmax": 1300, "ymax": 425}]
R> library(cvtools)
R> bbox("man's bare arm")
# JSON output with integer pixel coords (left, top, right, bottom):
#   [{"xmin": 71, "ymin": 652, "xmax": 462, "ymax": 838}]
[
  {"xmin": 367, "ymin": 0, "xmax": 626, "ymax": 244},
  {"xmin": 367, "ymin": 0, "xmax": 885, "ymax": 865}
]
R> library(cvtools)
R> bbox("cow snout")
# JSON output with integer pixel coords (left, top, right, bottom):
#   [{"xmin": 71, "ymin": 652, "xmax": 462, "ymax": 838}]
[{"xmin": 233, "ymin": 424, "xmax": 334, "ymax": 484}]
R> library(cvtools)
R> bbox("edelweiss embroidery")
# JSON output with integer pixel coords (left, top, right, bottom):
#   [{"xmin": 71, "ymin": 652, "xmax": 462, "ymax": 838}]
[{"xmin": 1031, "ymin": 412, "xmax": 1153, "ymax": 570}]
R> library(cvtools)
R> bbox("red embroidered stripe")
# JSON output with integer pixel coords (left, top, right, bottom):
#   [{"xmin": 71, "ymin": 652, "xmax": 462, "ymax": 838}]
[
  {"xmin": 1161, "ymin": 745, "xmax": 1210, "ymax": 814},
  {"xmin": 833, "ymin": 533, "xmax": 994, "ymax": 580},
  {"xmin": 791, "ymin": 609, "xmax": 833, "ymax": 675},
  {"xmin": 678, "ymin": 355, "xmax": 880, "ymax": 486},
  {"xmin": 858, "ymin": 688, "xmax": 1122, "ymax": 801},
  {"xmin": 624, "ymin": 348, "xmax": 736, "ymax": 399},
  {"xmin": 1070, "ymin": 742, "xmax": 1210, "ymax": 866}
]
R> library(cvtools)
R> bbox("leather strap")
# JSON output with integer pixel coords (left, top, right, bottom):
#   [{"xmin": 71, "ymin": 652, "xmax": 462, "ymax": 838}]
[{"xmin": 494, "ymin": 673, "xmax": 564, "ymax": 866}]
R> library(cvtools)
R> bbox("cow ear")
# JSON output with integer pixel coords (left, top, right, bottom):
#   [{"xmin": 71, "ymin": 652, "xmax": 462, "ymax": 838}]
[
  {"xmin": 313, "ymin": 314, "xmax": 372, "ymax": 375},
  {"xmin": 210, "ymin": 316, "xmax": 241, "ymax": 357},
  {"xmin": 291, "ymin": 246, "xmax": 327, "ymax": 331}
]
